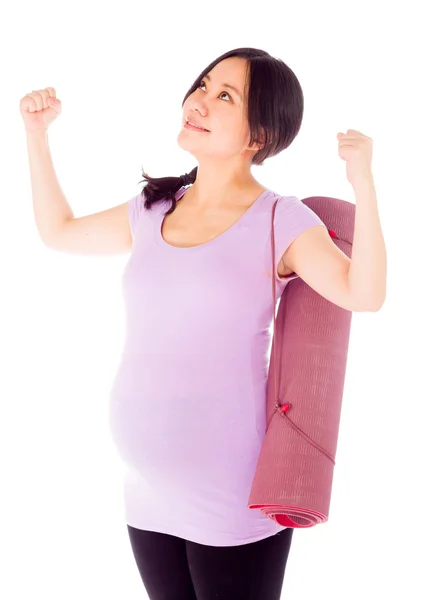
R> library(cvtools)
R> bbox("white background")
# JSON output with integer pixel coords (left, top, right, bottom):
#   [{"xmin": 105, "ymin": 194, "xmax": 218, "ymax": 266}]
[{"xmin": 1, "ymin": 1, "xmax": 431, "ymax": 598}]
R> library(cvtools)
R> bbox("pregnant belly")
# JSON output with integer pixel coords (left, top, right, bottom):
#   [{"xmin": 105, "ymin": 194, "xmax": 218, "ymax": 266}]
[{"xmin": 108, "ymin": 388, "xmax": 262, "ymax": 491}]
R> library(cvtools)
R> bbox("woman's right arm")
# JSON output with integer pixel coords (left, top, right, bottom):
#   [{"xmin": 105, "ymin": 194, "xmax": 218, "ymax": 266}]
[
  {"xmin": 21, "ymin": 87, "xmax": 133, "ymax": 255},
  {"xmin": 26, "ymin": 130, "xmax": 132, "ymax": 256}
]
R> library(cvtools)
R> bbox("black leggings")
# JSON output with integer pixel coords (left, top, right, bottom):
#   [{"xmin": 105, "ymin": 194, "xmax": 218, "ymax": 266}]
[{"xmin": 127, "ymin": 525, "xmax": 294, "ymax": 600}]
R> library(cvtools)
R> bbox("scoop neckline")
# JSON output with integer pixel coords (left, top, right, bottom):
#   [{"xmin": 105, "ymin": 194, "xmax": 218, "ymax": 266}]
[{"xmin": 154, "ymin": 186, "xmax": 273, "ymax": 252}]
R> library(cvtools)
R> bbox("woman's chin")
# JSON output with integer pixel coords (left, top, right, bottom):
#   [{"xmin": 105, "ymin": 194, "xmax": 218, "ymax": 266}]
[{"xmin": 176, "ymin": 133, "xmax": 206, "ymax": 157}]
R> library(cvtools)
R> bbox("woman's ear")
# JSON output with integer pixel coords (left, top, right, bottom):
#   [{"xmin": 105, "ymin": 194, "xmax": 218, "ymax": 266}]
[
  {"xmin": 249, "ymin": 137, "xmax": 265, "ymax": 152},
  {"xmin": 253, "ymin": 129, "xmax": 266, "ymax": 151}
]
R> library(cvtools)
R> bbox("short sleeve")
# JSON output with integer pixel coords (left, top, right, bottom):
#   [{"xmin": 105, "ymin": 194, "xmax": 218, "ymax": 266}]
[
  {"xmin": 128, "ymin": 193, "xmax": 146, "ymax": 238},
  {"xmin": 273, "ymin": 195, "xmax": 327, "ymax": 282}
]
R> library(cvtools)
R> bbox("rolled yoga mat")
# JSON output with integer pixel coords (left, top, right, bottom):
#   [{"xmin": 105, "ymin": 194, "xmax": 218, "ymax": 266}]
[{"xmin": 248, "ymin": 195, "xmax": 355, "ymax": 528}]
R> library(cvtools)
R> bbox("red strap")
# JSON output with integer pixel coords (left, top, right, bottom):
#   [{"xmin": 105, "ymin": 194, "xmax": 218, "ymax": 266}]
[{"xmin": 270, "ymin": 199, "xmax": 280, "ymax": 412}]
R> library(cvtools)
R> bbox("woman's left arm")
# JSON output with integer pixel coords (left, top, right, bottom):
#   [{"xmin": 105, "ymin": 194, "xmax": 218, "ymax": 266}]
[{"xmin": 282, "ymin": 129, "xmax": 387, "ymax": 312}]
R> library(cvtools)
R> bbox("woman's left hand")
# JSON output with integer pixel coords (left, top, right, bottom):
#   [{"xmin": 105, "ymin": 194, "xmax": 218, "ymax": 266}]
[{"xmin": 337, "ymin": 129, "xmax": 374, "ymax": 188}]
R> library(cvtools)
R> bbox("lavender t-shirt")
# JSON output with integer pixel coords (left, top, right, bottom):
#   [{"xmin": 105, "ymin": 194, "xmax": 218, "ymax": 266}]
[{"xmin": 108, "ymin": 185, "xmax": 326, "ymax": 547}]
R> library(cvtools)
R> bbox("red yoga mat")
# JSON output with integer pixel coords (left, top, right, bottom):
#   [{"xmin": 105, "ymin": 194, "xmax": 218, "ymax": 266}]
[{"xmin": 248, "ymin": 195, "xmax": 355, "ymax": 528}]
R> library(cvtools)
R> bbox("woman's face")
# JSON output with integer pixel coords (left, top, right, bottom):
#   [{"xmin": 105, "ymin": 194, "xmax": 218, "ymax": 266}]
[{"xmin": 177, "ymin": 57, "xmax": 260, "ymax": 163}]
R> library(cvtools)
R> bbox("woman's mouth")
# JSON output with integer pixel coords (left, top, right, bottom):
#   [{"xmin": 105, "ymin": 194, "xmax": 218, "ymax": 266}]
[{"xmin": 184, "ymin": 121, "xmax": 210, "ymax": 133}]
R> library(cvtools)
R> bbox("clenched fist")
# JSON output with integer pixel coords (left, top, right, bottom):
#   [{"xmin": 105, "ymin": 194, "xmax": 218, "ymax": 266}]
[{"xmin": 19, "ymin": 87, "xmax": 62, "ymax": 133}]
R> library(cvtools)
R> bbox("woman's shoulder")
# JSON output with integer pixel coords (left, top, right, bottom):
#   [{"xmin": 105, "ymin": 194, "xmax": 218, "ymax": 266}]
[
  {"xmin": 259, "ymin": 188, "xmax": 304, "ymax": 216},
  {"xmin": 268, "ymin": 189, "xmax": 326, "ymax": 232}
]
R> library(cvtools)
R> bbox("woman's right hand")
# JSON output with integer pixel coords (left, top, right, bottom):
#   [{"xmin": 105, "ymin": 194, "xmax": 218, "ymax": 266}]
[{"xmin": 19, "ymin": 87, "xmax": 62, "ymax": 133}]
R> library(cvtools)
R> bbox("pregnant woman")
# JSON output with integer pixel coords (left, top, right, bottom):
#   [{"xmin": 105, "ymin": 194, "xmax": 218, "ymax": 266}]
[{"xmin": 21, "ymin": 45, "xmax": 386, "ymax": 600}]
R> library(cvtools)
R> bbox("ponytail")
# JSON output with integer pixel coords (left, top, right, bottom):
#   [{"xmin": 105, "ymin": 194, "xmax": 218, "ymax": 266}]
[{"xmin": 138, "ymin": 166, "xmax": 198, "ymax": 215}]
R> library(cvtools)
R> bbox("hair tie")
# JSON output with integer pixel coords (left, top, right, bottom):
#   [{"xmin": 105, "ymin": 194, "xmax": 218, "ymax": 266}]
[{"xmin": 179, "ymin": 173, "xmax": 193, "ymax": 187}]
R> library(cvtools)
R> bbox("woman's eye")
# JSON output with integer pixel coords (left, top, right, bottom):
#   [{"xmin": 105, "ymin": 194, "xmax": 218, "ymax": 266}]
[{"xmin": 198, "ymin": 80, "xmax": 231, "ymax": 101}]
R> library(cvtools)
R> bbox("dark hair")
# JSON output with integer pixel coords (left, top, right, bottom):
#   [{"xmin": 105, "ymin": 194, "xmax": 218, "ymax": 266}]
[{"xmin": 139, "ymin": 47, "xmax": 304, "ymax": 215}]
